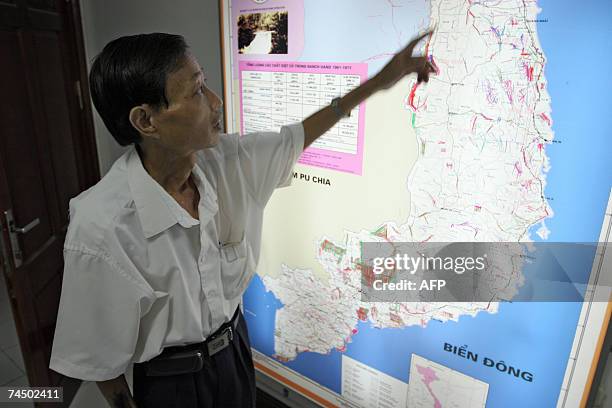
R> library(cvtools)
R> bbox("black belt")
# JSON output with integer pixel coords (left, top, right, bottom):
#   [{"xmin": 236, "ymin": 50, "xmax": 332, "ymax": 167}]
[{"xmin": 141, "ymin": 308, "xmax": 241, "ymax": 377}]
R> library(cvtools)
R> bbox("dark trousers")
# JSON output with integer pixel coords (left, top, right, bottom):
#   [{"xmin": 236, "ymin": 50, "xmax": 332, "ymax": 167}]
[{"xmin": 133, "ymin": 311, "xmax": 256, "ymax": 407}]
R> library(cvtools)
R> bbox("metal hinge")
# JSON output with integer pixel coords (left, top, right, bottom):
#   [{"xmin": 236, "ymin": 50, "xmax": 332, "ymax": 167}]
[{"xmin": 75, "ymin": 80, "xmax": 83, "ymax": 110}]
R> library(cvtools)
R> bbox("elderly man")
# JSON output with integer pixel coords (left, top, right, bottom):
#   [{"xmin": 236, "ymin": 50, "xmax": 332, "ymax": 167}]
[{"xmin": 50, "ymin": 31, "xmax": 434, "ymax": 407}]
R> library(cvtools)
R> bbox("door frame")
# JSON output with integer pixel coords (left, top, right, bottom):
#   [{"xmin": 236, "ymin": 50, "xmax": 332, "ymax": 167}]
[
  {"xmin": 0, "ymin": 0, "xmax": 100, "ymax": 404},
  {"xmin": 64, "ymin": 0, "xmax": 100, "ymax": 186}
]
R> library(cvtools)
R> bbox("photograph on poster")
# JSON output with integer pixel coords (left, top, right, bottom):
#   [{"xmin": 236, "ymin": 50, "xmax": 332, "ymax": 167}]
[{"xmin": 238, "ymin": 11, "xmax": 288, "ymax": 54}]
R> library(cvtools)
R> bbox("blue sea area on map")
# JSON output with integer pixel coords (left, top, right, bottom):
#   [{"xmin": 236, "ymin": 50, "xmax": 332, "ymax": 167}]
[
  {"xmin": 244, "ymin": 1, "xmax": 612, "ymax": 407},
  {"xmin": 534, "ymin": 0, "xmax": 612, "ymax": 243},
  {"xmin": 246, "ymin": 275, "xmax": 582, "ymax": 407},
  {"xmin": 300, "ymin": 0, "xmax": 429, "ymax": 74}
]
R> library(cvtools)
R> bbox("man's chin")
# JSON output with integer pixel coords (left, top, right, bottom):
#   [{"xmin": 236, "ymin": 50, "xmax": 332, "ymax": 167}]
[{"xmin": 202, "ymin": 131, "xmax": 220, "ymax": 149}]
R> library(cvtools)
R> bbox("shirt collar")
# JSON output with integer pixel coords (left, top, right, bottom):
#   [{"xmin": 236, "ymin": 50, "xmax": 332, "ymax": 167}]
[{"xmin": 126, "ymin": 147, "xmax": 218, "ymax": 239}]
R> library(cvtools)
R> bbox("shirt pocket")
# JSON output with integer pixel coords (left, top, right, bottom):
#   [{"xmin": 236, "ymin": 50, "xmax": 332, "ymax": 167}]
[{"xmin": 220, "ymin": 236, "xmax": 255, "ymax": 299}]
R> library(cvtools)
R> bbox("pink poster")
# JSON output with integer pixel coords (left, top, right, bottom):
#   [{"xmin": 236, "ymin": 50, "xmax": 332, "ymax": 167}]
[{"xmin": 239, "ymin": 60, "xmax": 368, "ymax": 175}]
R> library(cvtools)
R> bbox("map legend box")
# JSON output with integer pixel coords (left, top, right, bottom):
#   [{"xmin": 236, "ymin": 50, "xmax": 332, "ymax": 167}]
[{"xmin": 342, "ymin": 355, "xmax": 408, "ymax": 408}]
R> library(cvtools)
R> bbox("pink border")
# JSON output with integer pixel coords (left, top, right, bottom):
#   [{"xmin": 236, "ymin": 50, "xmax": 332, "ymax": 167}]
[{"xmin": 239, "ymin": 60, "xmax": 368, "ymax": 175}]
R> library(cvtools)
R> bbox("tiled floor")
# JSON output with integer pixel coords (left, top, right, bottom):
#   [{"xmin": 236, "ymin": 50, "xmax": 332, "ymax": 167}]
[{"xmin": 0, "ymin": 274, "xmax": 33, "ymax": 408}]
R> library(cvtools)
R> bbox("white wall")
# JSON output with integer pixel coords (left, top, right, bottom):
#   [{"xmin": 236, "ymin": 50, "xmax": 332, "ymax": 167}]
[
  {"xmin": 80, "ymin": 0, "xmax": 224, "ymax": 175},
  {"xmin": 72, "ymin": 1, "xmax": 223, "ymax": 406}
]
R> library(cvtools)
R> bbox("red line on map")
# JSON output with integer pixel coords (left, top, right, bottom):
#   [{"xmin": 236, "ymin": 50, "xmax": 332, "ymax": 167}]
[
  {"xmin": 540, "ymin": 112, "xmax": 551, "ymax": 126},
  {"xmin": 524, "ymin": 64, "xmax": 534, "ymax": 81},
  {"xmin": 408, "ymin": 82, "xmax": 426, "ymax": 111}
]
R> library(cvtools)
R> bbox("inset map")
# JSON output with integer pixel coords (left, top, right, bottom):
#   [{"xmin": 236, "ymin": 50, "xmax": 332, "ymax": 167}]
[{"xmin": 408, "ymin": 354, "xmax": 489, "ymax": 408}]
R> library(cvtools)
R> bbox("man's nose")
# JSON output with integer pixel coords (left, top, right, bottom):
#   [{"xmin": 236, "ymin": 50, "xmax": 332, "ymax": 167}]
[{"xmin": 207, "ymin": 88, "xmax": 223, "ymax": 111}]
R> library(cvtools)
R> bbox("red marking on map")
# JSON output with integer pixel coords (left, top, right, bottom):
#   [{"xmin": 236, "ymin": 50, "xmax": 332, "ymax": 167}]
[
  {"xmin": 540, "ymin": 112, "xmax": 551, "ymax": 126},
  {"xmin": 416, "ymin": 364, "xmax": 442, "ymax": 408},
  {"xmin": 320, "ymin": 239, "xmax": 331, "ymax": 251},
  {"xmin": 362, "ymin": 264, "xmax": 394, "ymax": 287},
  {"xmin": 429, "ymin": 55, "xmax": 440, "ymax": 75},
  {"xmin": 465, "ymin": 9, "xmax": 476, "ymax": 26},
  {"xmin": 361, "ymin": 265, "xmax": 375, "ymax": 287},
  {"xmin": 408, "ymin": 82, "xmax": 425, "ymax": 111},
  {"xmin": 374, "ymin": 225, "xmax": 388, "ymax": 240},
  {"xmin": 442, "ymin": 310, "xmax": 454, "ymax": 319},
  {"xmin": 525, "ymin": 65, "xmax": 534, "ymax": 81},
  {"xmin": 514, "ymin": 161, "xmax": 523, "ymax": 176},
  {"xmin": 390, "ymin": 313, "xmax": 403, "ymax": 325}
]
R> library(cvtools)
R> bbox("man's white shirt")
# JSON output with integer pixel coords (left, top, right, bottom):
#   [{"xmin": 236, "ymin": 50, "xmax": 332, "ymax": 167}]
[{"xmin": 49, "ymin": 124, "xmax": 304, "ymax": 381}]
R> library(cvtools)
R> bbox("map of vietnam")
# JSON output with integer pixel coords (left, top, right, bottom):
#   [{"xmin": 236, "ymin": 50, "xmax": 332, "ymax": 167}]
[{"xmin": 263, "ymin": 0, "xmax": 554, "ymax": 361}]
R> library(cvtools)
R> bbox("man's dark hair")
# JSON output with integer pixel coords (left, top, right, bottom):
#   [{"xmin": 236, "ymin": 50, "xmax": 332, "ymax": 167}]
[{"xmin": 89, "ymin": 33, "xmax": 188, "ymax": 146}]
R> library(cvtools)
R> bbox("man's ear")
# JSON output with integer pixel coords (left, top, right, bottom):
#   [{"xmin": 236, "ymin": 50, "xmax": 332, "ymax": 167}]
[{"xmin": 129, "ymin": 105, "xmax": 159, "ymax": 141}]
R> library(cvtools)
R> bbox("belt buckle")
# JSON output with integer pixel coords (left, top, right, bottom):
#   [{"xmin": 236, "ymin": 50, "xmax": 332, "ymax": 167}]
[{"xmin": 207, "ymin": 326, "xmax": 233, "ymax": 356}]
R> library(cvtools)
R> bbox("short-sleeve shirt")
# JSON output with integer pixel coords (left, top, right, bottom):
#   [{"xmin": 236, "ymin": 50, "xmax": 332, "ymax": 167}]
[{"xmin": 49, "ymin": 124, "xmax": 304, "ymax": 381}]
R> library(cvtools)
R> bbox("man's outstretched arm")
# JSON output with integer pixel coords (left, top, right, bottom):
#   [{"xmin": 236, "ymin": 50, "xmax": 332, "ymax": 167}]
[
  {"xmin": 97, "ymin": 374, "xmax": 137, "ymax": 408},
  {"xmin": 302, "ymin": 30, "xmax": 435, "ymax": 149}
]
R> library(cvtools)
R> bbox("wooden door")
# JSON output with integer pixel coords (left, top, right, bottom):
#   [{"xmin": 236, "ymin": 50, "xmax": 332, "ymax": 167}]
[{"xmin": 0, "ymin": 0, "xmax": 99, "ymax": 405}]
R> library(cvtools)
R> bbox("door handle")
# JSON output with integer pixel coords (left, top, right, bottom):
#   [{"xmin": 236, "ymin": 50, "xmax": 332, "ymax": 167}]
[
  {"xmin": 3, "ymin": 209, "xmax": 40, "ymax": 268},
  {"xmin": 10, "ymin": 218, "xmax": 40, "ymax": 234}
]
